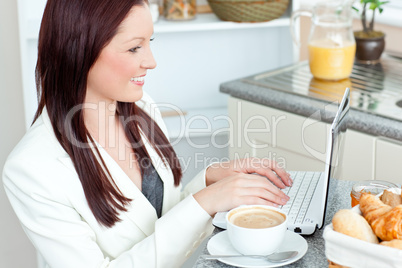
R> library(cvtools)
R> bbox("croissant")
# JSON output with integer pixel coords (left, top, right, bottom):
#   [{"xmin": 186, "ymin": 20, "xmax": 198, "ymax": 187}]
[
  {"xmin": 360, "ymin": 193, "xmax": 402, "ymax": 241},
  {"xmin": 380, "ymin": 239, "xmax": 402, "ymax": 250},
  {"xmin": 359, "ymin": 193, "xmax": 392, "ymax": 224}
]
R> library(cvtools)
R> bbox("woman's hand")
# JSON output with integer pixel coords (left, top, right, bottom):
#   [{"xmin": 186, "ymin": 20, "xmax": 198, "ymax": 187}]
[
  {"xmin": 205, "ymin": 157, "xmax": 292, "ymax": 188},
  {"xmin": 193, "ymin": 172, "xmax": 290, "ymax": 216},
  {"xmin": 194, "ymin": 157, "xmax": 293, "ymax": 216}
]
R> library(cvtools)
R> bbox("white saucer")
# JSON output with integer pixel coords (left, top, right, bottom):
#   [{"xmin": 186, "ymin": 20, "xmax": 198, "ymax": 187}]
[
  {"xmin": 212, "ymin": 211, "xmax": 228, "ymax": 229},
  {"xmin": 207, "ymin": 230, "xmax": 308, "ymax": 268}
]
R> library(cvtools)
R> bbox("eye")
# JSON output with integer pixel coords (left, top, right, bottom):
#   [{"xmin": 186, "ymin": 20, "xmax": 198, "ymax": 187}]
[
  {"xmin": 150, "ymin": 37, "xmax": 155, "ymax": 42},
  {"xmin": 129, "ymin": 46, "xmax": 141, "ymax": 53}
]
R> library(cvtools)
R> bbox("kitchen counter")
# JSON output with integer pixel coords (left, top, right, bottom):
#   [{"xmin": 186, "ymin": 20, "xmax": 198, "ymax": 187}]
[
  {"xmin": 191, "ymin": 56, "xmax": 402, "ymax": 267},
  {"xmin": 219, "ymin": 55, "xmax": 402, "ymax": 142},
  {"xmin": 193, "ymin": 179, "xmax": 356, "ymax": 267}
]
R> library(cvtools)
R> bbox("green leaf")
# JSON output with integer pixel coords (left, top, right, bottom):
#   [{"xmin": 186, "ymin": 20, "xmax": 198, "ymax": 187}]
[{"xmin": 353, "ymin": 0, "xmax": 389, "ymax": 22}]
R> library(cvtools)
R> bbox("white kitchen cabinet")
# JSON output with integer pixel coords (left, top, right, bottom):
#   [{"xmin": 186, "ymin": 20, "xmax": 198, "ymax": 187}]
[
  {"xmin": 339, "ymin": 130, "xmax": 376, "ymax": 181},
  {"xmin": 375, "ymin": 138, "xmax": 402, "ymax": 184},
  {"xmin": 228, "ymin": 96, "xmax": 402, "ymax": 183},
  {"xmin": 228, "ymin": 96, "xmax": 327, "ymax": 172}
]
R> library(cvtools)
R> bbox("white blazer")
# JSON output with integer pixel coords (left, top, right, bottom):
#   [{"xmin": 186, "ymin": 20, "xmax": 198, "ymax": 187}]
[{"xmin": 2, "ymin": 92, "xmax": 214, "ymax": 268}]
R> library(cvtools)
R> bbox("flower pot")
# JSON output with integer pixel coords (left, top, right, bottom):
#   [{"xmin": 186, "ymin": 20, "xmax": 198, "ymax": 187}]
[{"xmin": 354, "ymin": 31, "xmax": 385, "ymax": 64}]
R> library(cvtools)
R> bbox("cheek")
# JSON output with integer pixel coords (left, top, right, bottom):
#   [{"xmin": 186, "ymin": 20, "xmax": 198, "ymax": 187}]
[
  {"xmin": 87, "ymin": 51, "xmax": 136, "ymax": 95},
  {"xmin": 102, "ymin": 53, "xmax": 134, "ymax": 79}
]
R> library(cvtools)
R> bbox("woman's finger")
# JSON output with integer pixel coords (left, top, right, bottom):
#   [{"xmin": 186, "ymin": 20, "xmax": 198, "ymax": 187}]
[
  {"xmin": 240, "ymin": 158, "xmax": 292, "ymax": 188},
  {"xmin": 241, "ymin": 187, "xmax": 288, "ymax": 206},
  {"xmin": 258, "ymin": 158, "xmax": 293, "ymax": 186},
  {"xmin": 237, "ymin": 195, "xmax": 282, "ymax": 208},
  {"xmin": 235, "ymin": 174, "xmax": 290, "ymax": 203}
]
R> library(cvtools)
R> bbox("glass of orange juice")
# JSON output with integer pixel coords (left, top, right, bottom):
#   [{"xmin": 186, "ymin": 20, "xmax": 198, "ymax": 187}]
[
  {"xmin": 308, "ymin": 39, "xmax": 356, "ymax": 81},
  {"xmin": 291, "ymin": 1, "xmax": 356, "ymax": 81}
]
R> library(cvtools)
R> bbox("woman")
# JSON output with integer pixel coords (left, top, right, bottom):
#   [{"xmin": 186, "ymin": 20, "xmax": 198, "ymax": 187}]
[{"xmin": 2, "ymin": 0, "xmax": 292, "ymax": 267}]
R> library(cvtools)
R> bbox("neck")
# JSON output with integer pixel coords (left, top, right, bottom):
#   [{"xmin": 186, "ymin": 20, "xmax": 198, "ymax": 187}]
[{"xmin": 83, "ymin": 101, "xmax": 119, "ymax": 147}]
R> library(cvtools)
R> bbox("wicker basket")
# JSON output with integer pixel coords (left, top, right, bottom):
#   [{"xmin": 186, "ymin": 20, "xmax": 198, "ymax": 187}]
[{"xmin": 207, "ymin": 0, "xmax": 289, "ymax": 22}]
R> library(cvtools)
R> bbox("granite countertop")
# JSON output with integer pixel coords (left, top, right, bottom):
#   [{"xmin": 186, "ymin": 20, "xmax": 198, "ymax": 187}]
[
  {"xmin": 219, "ymin": 57, "xmax": 402, "ymax": 142},
  {"xmin": 193, "ymin": 179, "xmax": 356, "ymax": 268}
]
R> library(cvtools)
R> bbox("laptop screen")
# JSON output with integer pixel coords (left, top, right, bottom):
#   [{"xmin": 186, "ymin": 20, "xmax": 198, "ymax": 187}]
[
  {"xmin": 327, "ymin": 91, "xmax": 349, "ymax": 182},
  {"xmin": 320, "ymin": 88, "xmax": 350, "ymax": 228}
]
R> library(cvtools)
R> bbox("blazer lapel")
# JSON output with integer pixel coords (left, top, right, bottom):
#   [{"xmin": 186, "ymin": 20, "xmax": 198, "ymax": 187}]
[
  {"xmin": 57, "ymin": 147, "xmax": 158, "ymax": 236},
  {"xmin": 96, "ymin": 146, "xmax": 158, "ymax": 236}
]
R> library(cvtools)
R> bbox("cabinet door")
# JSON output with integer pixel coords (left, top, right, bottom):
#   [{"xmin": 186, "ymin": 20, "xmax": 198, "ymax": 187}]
[
  {"xmin": 339, "ymin": 129, "xmax": 375, "ymax": 181},
  {"xmin": 228, "ymin": 97, "xmax": 379, "ymax": 181},
  {"xmin": 375, "ymin": 138, "xmax": 402, "ymax": 184},
  {"xmin": 228, "ymin": 97, "xmax": 328, "ymax": 171}
]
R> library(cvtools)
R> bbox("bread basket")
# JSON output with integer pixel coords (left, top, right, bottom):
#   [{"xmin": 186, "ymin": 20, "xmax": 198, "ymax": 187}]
[
  {"xmin": 323, "ymin": 188, "xmax": 402, "ymax": 268},
  {"xmin": 207, "ymin": 0, "xmax": 289, "ymax": 22}
]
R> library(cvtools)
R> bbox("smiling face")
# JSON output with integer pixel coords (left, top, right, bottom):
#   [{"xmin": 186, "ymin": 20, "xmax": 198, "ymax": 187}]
[{"xmin": 86, "ymin": 4, "xmax": 156, "ymax": 105}]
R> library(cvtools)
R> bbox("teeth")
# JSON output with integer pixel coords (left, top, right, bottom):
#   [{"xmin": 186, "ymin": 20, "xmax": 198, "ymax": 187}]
[{"xmin": 130, "ymin": 77, "xmax": 144, "ymax": 82}]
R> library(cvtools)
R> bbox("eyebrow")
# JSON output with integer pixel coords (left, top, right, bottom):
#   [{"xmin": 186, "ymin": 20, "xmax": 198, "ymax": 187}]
[
  {"xmin": 122, "ymin": 32, "xmax": 154, "ymax": 44},
  {"xmin": 123, "ymin": 37, "xmax": 144, "ymax": 44}
]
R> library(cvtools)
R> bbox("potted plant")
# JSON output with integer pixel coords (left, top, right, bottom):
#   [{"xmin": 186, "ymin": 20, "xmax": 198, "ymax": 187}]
[{"xmin": 352, "ymin": 0, "xmax": 389, "ymax": 63}]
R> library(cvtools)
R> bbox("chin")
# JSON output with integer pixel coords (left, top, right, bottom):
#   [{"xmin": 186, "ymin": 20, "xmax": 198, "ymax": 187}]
[
  {"xmin": 135, "ymin": 90, "xmax": 144, "ymax": 101},
  {"xmin": 122, "ymin": 89, "xmax": 144, "ymax": 103}
]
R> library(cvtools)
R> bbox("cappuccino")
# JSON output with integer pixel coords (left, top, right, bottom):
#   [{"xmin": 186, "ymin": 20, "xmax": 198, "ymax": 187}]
[
  {"xmin": 229, "ymin": 207, "xmax": 285, "ymax": 229},
  {"xmin": 226, "ymin": 205, "xmax": 288, "ymax": 255}
]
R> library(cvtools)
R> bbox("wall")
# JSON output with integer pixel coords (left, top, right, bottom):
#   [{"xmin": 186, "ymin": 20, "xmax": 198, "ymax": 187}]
[{"xmin": 0, "ymin": 0, "xmax": 37, "ymax": 267}]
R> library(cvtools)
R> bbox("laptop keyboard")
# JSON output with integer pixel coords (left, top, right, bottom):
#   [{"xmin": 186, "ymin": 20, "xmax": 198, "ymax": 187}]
[{"xmin": 279, "ymin": 171, "xmax": 321, "ymax": 225}]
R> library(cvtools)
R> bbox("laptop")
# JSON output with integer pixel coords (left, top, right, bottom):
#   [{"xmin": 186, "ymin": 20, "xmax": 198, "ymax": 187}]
[{"xmin": 212, "ymin": 87, "xmax": 350, "ymax": 235}]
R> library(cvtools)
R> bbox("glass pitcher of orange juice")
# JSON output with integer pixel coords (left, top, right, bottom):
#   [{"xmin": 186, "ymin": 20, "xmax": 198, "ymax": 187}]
[{"xmin": 291, "ymin": 1, "xmax": 356, "ymax": 81}]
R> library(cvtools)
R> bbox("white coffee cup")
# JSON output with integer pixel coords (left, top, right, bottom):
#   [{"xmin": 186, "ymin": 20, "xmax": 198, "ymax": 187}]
[{"xmin": 226, "ymin": 205, "xmax": 288, "ymax": 255}]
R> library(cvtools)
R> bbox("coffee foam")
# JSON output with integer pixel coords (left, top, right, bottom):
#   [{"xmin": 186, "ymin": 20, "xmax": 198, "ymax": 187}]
[{"xmin": 229, "ymin": 207, "xmax": 286, "ymax": 229}]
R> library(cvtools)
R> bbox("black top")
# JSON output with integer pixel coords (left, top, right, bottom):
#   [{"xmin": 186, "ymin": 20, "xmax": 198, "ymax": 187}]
[{"xmin": 141, "ymin": 164, "xmax": 164, "ymax": 218}]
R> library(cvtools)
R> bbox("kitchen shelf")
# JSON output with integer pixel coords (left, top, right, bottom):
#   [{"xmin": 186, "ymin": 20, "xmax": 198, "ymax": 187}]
[
  {"xmin": 25, "ymin": 13, "xmax": 290, "ymax": 40},
  {"xmin": 154, "ymin": 13, "xmax": 290, "ymax": 33}
]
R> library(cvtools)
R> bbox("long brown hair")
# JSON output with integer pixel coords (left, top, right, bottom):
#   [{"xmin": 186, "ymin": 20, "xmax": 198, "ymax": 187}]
[{"xmin": 34, "ymin": 0, "xmax": 182, "ymax": 227}]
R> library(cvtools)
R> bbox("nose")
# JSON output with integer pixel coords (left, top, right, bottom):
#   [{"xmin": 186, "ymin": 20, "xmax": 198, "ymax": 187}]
[{"xmin": 141, "ymin": 47, "xmax": 157, "ymax": 70}]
